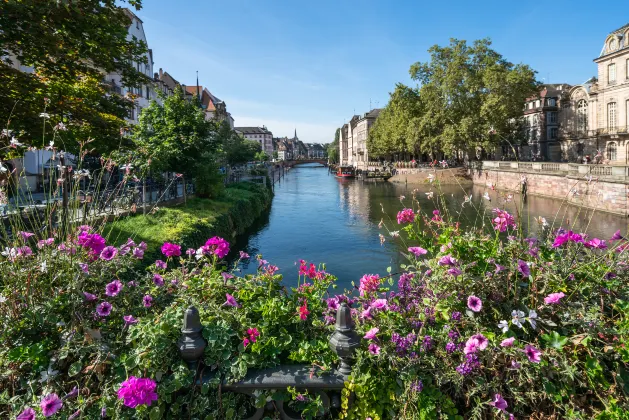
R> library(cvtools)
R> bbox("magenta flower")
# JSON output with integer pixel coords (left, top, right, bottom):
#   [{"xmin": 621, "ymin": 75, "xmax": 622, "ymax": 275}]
[
  {"xmin": 205, "ymin": 236, "xmax": 230, "ymax": 258},
  {"xmin": 467, "ymin": 295, "xmax": 482, "ymax": 312},
  {"xmin": 221, "ymin": 272, "xmax": 235, "ymax": 281},
  {"xmin": 396, "ymin": 208, "xmax": 415, "ymax": 224},
  {"xmin": 611, "ymin": 230, "xmax": 624, "ymax": 241},
  {"xmin": 77, "ymin": 225, "xmax": 92, "ymax": 234},
  {"xmin": 471, "ymin": 333, "xmax": 488, "ymax": 350},
  {"xmin": 225, "ymin": 293, "xmax": 240, "ymax": 307},
  {"xmin": 501, "ymin": 337, "xmax": 516, "ymax": 347},
  {"xmin": 40, "ymin": 393, "xmax": 63, "ymax": 417},
  {"xmin": 155, "ymin": 260, "xmax": 167, "ymax": 269},
  {"xmin": 243, "ymin": 337, "xmax": 250, "ymax": 348},
  {"xmin": 408, "ymin": 247, "xmax": 428, "ymax": 257},
  {"xmin": 142, "ymin": 295, "xmax": 153, "ymax": 308},
  {"xmin": 100, "ymin": 246, "xmax": 118, "ymax": 261},
  {"xmin": 96, "ymin": 301, "xmax": 112, "ymax": 317},
  {"xmin": 358, "ymin": 274, "xmax": 381, "ymax": 296},
  {"xmin": 83, "ymin": 292, "xmax": 97, "ymax": 301},
  {"xmin": 117, "ymin": 376, "xmax": 158, "ymax": 408},
  {"xmin": 19, "ymin": 231, "xmax": 35, "ymax": 240},
  {"xmin": 463, "ymin": 337, "xmax": 482, "ymax": 354},
  {"xmin": 239, "ymin": 251, "xmax": 250, "ymax": 259},
  {"xmin": 132, "ymin": 248, "xmax": 144, "ymax": 259},
  {"xmin": 370, "ymin": 298, "xmax": 388, "ymax": 310},
  {"xmin": 105, "ymin": 280, "xmax": 123, "ymax": 297},
  {"xmin": 368, "ymin": 343, "xmax": 381, "ymax": 355},
  {"xmin": 438, "ymin": 254, "xmax": 457, "ymax": 266},
  {"xmin": 552, "ymin": 230, "xmax": 585, "ymax": 248},
  {"xmin": 76, "ymin": 232, "xmax": 106, "ymax": 255},
  {"xmin": 37, "ymin": 238, "xmax": 55, "ymax": 249},
  {"xmin": 492, "ymin": 209, "xmax": 516, "ymax": 232},
  {"xmin": 16, "ymin": 407, "xmax": 36, "ymax": 420},
  {"xmin": 161, "ymin": 242, "xmax": 181, "ymax": 257},
  {"xmin": 152, "ymin": 274, "xmax": 164, "ymax": 286},
  {"xmin": 246, "ymin": 328, "xmax": 260, "ymax": 342},
  {"xmin": 364, "ymin": 327, "xmax": 379, "ymax": 340},
  {"xmin": 517, "ymin": 259, "xmax": 530, "ymax": 277},
  {"xmin": 544, "ymin": 292, "xmax": 565, "ymax": 305},
  {"xmin": 584, "ymin": 238, "xmax": 607, "ymax": 249},
  {"xmin": 524, "ymin": 344, "xmax": 542, "ymax": 363},
  {"xmin": 490, "ymin": 394, "xmax": 508, "ymax": 411},
  {"xmin": 124, "ymin": 315, "xmax": 138, "ymax": 325}
]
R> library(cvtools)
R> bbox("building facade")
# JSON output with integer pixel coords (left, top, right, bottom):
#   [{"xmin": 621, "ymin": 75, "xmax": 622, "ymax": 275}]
[
  {"xmin": 339, "ymin": 109, "xmax": 381, "ymax": 169},
  {"xmin": 184, "ymin": 86, "xmax": 234, "ymax": 128},
  {"xmin": 235, "ymin": 127, "xmax": 274, "ymax": 156}
]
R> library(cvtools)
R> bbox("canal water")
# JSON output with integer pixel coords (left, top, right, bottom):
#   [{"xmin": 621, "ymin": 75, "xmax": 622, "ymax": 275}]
[{"xmin": 234, "ymin": 163, "xmax": 628, "ymax": 290}]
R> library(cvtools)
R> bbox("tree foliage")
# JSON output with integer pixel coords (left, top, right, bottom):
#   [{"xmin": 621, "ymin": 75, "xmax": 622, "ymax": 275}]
[
  {"xmin": 217, "ymin": 123, "xmax": 261, "ymax": 165},
  {"xmin": 327, "ymin": 128, "xmax": 340, "ymax": 163},
  {"xmin": 0, "ymin": 0, "xmax": 149, "ymax": 154}
]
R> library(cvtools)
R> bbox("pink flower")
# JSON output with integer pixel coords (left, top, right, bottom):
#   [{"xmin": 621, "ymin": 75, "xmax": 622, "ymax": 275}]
[
  {"xmin": 225, "ymin": 293, "xmax": 240, "ymax": 307},
  {"xmin": 364, "ymin": 327, "xmax": 379, "ymax": 340},
  {"xmin": 161, "ymin": 242, "xmax": 181, "ymax": 257},
  {"xmin": 552, "ymin": 230, "xmax": 584, "ymax": 248},
  {"xmin": 370, "ymin": 299, "xmax": 388, "ymax": 310},
  {"xmin": 500, "ymin": 337, "xmax": 515, "ymax": 347},
  {"xmin": 100, "ymin": 246, "xmax": 118, "ymax": 261},
  {"xmin": 584, "ymin": 238, "xmax": 607, "ymax": 249},
  {"xmin": 243, "ymin": 337, "xmax": 250, "ymax": 348},
  {"xmin": 358, "ymin": 274, "xmax": 381, "ymax": 296},
  {"xmin": 298, "ymin": 302, "xmax": 310, "ymax": 320},
  {"xmin": 544, "ymin": 292, "xmax": 565, "ymax": 305},
  {"xmin": 438, "ymin": 254, "xmax": 457, "ymax": 266},
  {"xmin": 396, "ymin": 208, "xmax": 415, "ymax": 224},
  {"xmin": 96, "ymin": 301, "xmax": 112, "ymax": 317},
  {"xmin": 83, "ymin": 292, "xmax": 97, "ymax": 301},
  {"xmin": 611, "ymin": 230, "xmax": 624, "ymax": 241},
  {"xmin": 524, "ymin": 344, "xmax": 542, "ymax": 363},
  {"xmin": 19, "ymin": 231, "xmax": 35, "ymax": 241},
  {"xmin": 492, "ymin": 209, "xmax": 517, "ymax": 232},
  {"xmin": 117, "ymin": 376, "xmax": 158, "ymax": 408},
  {"xmin": 472, "ymin": 333, "xmax": 488, "ymax": 350},
  {"xmin": 205, "ymin": 236, "xmax": 230, "ymax": 258},
  {"xmin": 124, "ymin": 315, "xmax": 138, "ymax": 325},
  {"xmin": 490, "ymin": 394, "xmax": 508, "ymax": 411},
  {"xmin": 186, "ymin": 248, "xmax": 196, "ymax": 256},
  {"xmin": 408, "ymin": 247, "xmax": 428, "ymax": 257},
  {"xmin": 105, "ymin": 280, "xmax": 123, "ymax": 297},
  {"xmin": 16, "ymin": 407, "xmax": 36, "ymax": 420},
  {"xmin": 464, "ymin": 334, "xmax": 487, "ymax": 354},
  {"xmin": 239, "ymin": 251, "xmax": 250, "ymax": 259},
  {"xmin": 467, "ymin": 295, "xmax": 482, "ymax": 312},
  {"xmin": 368, "ymin": 343, "xmax": 381, "ymax": 355},
  {"xmin": 40, "ymin": 393, "xmax": 63, "ymax": 417}
]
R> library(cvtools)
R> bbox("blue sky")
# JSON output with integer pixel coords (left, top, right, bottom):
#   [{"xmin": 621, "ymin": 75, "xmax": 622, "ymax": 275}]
[{"xmin": 137, "ymin": 0, "xmax": 626, "ymax": 143}]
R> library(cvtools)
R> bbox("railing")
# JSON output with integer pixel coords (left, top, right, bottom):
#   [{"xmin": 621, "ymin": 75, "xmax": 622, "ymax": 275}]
[
  {"xmin": 178, "ymin": 303, "xmax": 359, "ymax": 419},
  {"xmin": 481, "ymin": 161, "xmax": 629, "ymax": 179},
  {"xmin": 540, "ymin": 163, "xmax": 560, "ymax": 172}
]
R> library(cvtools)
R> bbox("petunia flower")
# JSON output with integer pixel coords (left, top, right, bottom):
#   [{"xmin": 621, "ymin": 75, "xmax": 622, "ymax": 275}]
[
  {"xmin": 467, "ymin": 295, "xmax": 482, "ymax": 312},
  {"xmin": 83, "ymin": 292, "xmax": 97, "ymax": 301},
  {"xmin": 544, "ymin": 292, "xmax": 565, "ymax": 305},
  {"xmin": 490, "ymin": 394, "xmax": 508, "ymax": 411},
  {"xmin": 152, "ymin": 274, "xmax": 164, "ymax": 286},
  {"xmin": 239, "ymin": 251, "xmax": 250, "ymax": 259},
  {"xmin": 100, "ymin": 246, "xmax": 118, "ymax": 261},
  {"xmin": 368, "ymin": 343, "xmax": 381, "ymax": 355},
  {"xmin": 124, "ymin": 315, "xmax": 138, "ymax": 325},
  {"xmin": 364, "ymin": 327, "xmax": 379, "ymax": 340},
  {"xmin": 16, "ymin": 407, "xmax": 36, "ymax": 420},
  {"xmin": 155, "ymin": 260, "xmax": 167, "ymax": 269},
  {"xmin": 511, "ymin": 310, "xmax": 525, "ymax": 328},
  {"xmin": 527, "ymin": 310, "xmax": 538, "ymax": 329},
  {"xmin": 225, "ymin": 293, "xmax": 240, "ymax": 307},
  {"xmin": 517, "ymin": 259, "xmax": 530, "ymax": 277},
  {"xmin": 142, "ymin": 295, "xmax": 153, "ymax": 308},
  {"xmin": 408, "ymin": 247, "xmax": 428, "ymax": 257},
  {"xmin": 500, "ymin": 337, "xmax": 515, "ymax": 347},
  {"xmin": 524, "ymin": 344, "xmax": 542, "ymax": 363},
  {"xmin": 40, "ymin": 393, "xmax": 63, "ymax": 417},
  {"xmin": 105, "ymin": 280, "xmax": 123, "ymax": 297},
  {"xmin": 96, "ymin": 301, "xmax": 112, "ymax": 317},
  {"xmin": 498, "ymin": 320, "xmax": 509, "ymax": 333}
]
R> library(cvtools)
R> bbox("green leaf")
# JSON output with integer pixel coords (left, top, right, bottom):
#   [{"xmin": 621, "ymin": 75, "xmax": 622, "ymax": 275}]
[
  {"xmin": 68, "ymin": 362, "xmax": 82, "ymax": 377},
  {"xmin": 541, "ymin": 332, "xmax": 568, "ymax": 350}
]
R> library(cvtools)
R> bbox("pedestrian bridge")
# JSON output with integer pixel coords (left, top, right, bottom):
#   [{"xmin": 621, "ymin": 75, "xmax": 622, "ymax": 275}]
[{"xmin": 285, "ymin": 159, "xmax": 327, "ymax": 167}]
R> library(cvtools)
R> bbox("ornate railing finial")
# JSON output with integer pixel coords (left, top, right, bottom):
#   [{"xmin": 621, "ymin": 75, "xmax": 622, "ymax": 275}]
[
  {"xmin": 329, "ymin": 302, "xmax": 360, "ymax": 376},
  {"xmin": 178, "ymin": 306, "xmax": 206, "ymax": 369}
]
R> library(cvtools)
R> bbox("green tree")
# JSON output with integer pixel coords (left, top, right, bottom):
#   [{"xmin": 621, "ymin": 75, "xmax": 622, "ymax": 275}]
[
  {"xmin": 254, "ymin": 151, "xmax": 269, "ymax": 162},
  {"xmin": 0, "ymin": 0, "xmax": 149, "ymax": 154},
  {"xmin": 217, "ymin": 122, "xmax": 261, "ymax": 165},
  {"xmin": 327, "ymin": 128, "xmax": 340, "ymax": 163}
]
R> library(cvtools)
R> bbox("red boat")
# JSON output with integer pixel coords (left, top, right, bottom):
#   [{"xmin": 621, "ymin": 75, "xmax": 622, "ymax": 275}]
[{"xmin": 335, "ymin": 166, "xmax": 355, "ymax": 178}]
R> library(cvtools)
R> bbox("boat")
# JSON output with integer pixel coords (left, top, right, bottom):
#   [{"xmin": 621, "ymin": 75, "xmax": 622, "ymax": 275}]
[{"xmin": 335, "ymin": 166, "xmax": 355, "ymax": 179}]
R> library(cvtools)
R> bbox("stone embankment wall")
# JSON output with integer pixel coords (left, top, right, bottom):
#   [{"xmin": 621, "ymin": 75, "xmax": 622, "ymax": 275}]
[{"xmin": 472, "ymin": 167, "xmax": 629, "ymax": 216}]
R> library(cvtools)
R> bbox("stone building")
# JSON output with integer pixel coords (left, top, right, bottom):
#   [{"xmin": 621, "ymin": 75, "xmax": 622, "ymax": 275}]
[
  {"xmin": 338, "ymin": 109, "xmax": 381, "ymax": 169},
  {"xmin": 235, "ymin": 126, "xmax": 273, "ymax": 156},
  {"xmin": 184, "ymin": 86, "xmax": 234, "ymax": 128}
]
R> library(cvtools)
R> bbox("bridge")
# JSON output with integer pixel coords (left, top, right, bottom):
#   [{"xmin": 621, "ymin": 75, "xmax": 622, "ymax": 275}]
[{"xmin": 284, "ymin": 159, "xmax": 327, "ymax": 167}]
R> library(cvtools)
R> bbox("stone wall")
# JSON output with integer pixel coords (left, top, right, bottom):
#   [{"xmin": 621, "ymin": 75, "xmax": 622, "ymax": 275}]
[{"xmin": 472, "ymin": 167, "xmax": 629, "ymax": 216}]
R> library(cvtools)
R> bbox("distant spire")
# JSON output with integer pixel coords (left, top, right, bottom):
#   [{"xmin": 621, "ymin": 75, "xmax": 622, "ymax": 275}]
[
  {"xmin": 196, "ymin": 71, "xmax": 200, "ymax": 107},
  {"xmin": 294, "ymin": 128, "xmax": 297, "ymax": 139}
]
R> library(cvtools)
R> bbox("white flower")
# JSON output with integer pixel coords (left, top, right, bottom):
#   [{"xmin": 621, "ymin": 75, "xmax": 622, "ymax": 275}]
[
  {"xmin": 0, "ymin": 163, "xmax": 8, "ymax": 173},
  {"xmin": 39, "ymin": 112, "xmax": 50, "ymax": 119},
  {"xmin": 46, "ymin": 140, "xmax": 54, "ymax": 150},
  {"xmin": 1, "ymin": 247, "xmax": 17, "ymax": 260},
  {"xmin": 54, "ymin": 122, "xmax": 67, "ymax": 131},
  {"xmin": 41, "ymin": 261, "xmax": 47, "ymax": 273},
  {"xmin": 440, "ymin": 160, "xmax": 448, "ymax": 168},
  {"xmin": 1, "ymin": 129, "xmax": 12, "ymax": 138},
  {"xmin": 0, "ymin": 295, "xmax": 7, "ymax": 303},
  {"xmin": 39, "ymin": 365, "xmax": 59, "ymax": 382},
  {"xmin": 389, "ymin": 231, "xmax": 400, "ymax": 238},
  {"xmin": 73, "ymin": 169, "xmax": 91, "ymax": 180},
  {"xmin": 195, "ymin": 247, "xmax": 205, "ymax": 260},
  {"xmin": 427, "ymin": 174, "xmax": 435, "ymax": 183},
  {"xmin": 535, "ymin": 216, "xmax": 548, "ymax": 228},
  {"xmin": 506, "ymin": 194, "xmax": 513, "ymax": 202},
  {"xmin": 528, "ymin": 309, "xmax": 538, "ymax": 330},
  {"xmin": 9, "ymin": 137, "xmax": 23, "ymax": 148},
  {"xmin": 511, "ymin": 310, "xmax": 525, "ymax": 328},
  {"xmin": 483, "ymin": 192, "xmax": 491, "ymax": 201},
  {"xmin": 498, "ymin": 320, "xmax": 509, "ymax": 333},
  {"xmin": 425, "ymin": 191, "xmax": 434, "ymax": 199}
]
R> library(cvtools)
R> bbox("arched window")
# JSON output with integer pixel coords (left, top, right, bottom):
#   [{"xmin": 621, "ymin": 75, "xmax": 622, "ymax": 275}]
[
  {"xmin": 577, "ymin": 100, "xmax": 588, "ymax": 134},
  {"xmin": 607, "ymin": 142, "xmax": 617, "ymax": 161}
]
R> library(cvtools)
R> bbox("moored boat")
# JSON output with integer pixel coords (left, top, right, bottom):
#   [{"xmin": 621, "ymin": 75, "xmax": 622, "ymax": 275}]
[{"xmin": 335, "ymin": 166, "xmax": 355, "ymax": 178}]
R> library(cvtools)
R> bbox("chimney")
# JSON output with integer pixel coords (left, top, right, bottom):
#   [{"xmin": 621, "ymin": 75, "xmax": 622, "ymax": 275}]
[{"xmin": 159, "ymin": 68, "xmax": 163, "ymax": 79}]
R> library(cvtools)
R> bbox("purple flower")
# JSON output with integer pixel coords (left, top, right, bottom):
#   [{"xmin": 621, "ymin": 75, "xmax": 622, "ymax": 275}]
[
  {"xmin": 16, "ymin": 407, "xmax": 36, "ymax": 420},
  {"xmin": 517, "ymin": 259, "xmax": 530, "ymax": 277},
  {"xmin": 368, "ymin": 343, "xmax": 381, "ymax": 355},
  {"xmin": 467, "ymin": 295, "xmax": 482, "ymax": 312},
  {"xmin": 451, "ymin": 311, "xmax": 462, "ymax": 321},
  {"xmin": 155, "ymin": 260, "xmax": 167, "ymax": 269},
  {"xmin": 464, "ymin": 334, "xmax": 488, "ymax": 354},
  {"xmin": 19, "ymin": 231, "xmax": 35, "ymax": 241},
  {"xmin": 225, "ymin": 293, "xmax": 240, "ymax": 307},
  {"xmin": 370, "ymin": 298, "xmax": 388, "ymax": 310},
  {"xmin": 490, "ymin": 394, "xmax": 508, "ymax": 411},
  {"xmin": 142, "ymin": 295, "xmax": 153, "ymax": 308},
  {"xmin": 501, "ymin": 337, "xmax": 515, "ymax": 347},
  {"xmin": 511, "ymin": 360, "xmax": 521, "ymax": 369},
  {"xmin": 68, "ymin": 410, "xmax": 81, "ymax": 420},
  {"xmin": 221, "ymin": 272, "xmax": 235, "ymax": 281},
  {"xmin": 137, "ymin": 241, "xmax": 147, "ymax": 250},
  {"xmin": 544, "ymin": 292, "xmax": 565, "ymax": 305},
  {"xmin": 524, "ymin": 344, "xmax": 542, "ymax": 363},
  {"xmin": 40, "ymin": 393, "xmax": 63, "ymax": 417},
  {"xmin": 78, "ymin": 263, "xmax": 89, "ymax": 274},
  {"xmin": 77, "ymin": 232, "xmax": 106, "ymax": 256},
  {"xmin": 152, "ymin": 274, "xmax": 164, "ymax": 287},
  {"xmin": 161, "ymin": 242, "xmax": 181, "ymax": 257},
  {"xmin": 186, "ymin": 248, "xmax": 196, "ymax": 256},
  {"xmin": 408, "ymin": 247, "xmax": 428, "ymax": 257},
  {"xmin": 364, "ymin": 327, "xmax": 379, "ymax": 340},
  {"xmin": 117, "ymin": 376, "xmax": 158, "ymax": 408},
  {"xmin": 239, "ymin": 250, "xmax": 250, "ymax": 259},
  {"xmin": 438, "ymin": 254, "xmax": 457, "ymax": 266},
  {"xmin": 64, "ymin": 386, "xmax": 79, "ymax": 400},
  {"xmin": 132, "ymin": 248, "xmax": 144, "ymax": 259},
  {"xmin": 96, "ymin": 301, "xmax": 112, "ymax": 317},
  {"xmin": 83, "ymin": 292, "xmax": 97, "ymax": 301},
  {"xmin": 205, "ymin": 236, "xmax": 230, "ymax": 259},
  {"xmin": 447, "ymin": 267, "xmax": 462, "ymax": 277},
  {"xmin": 124, "ymin": 315, "xmax": 138, "ymax": 325},
  {"xmin": 445, "ymin": 342, "xmax": 457, "ymax": 353},
  {"xmin": 105, "ymin": 280, "xmax": 123, "ymax": 297},
  {"xmin": 584, "ymin": 238, "xmax": 607, "ymax": 249},
  {"xmin": 100, "ymin": 246, "xmax": 118, "ymax": 261},
  {"xmin": 410, "ymin": 380, "xmax": 423, "ymax": 393},
  {"xmin": 611, "ymin": 230, "xmax": 624, "ymax": 241}
]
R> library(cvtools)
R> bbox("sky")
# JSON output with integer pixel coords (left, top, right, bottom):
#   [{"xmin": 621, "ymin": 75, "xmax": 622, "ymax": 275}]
[{"xmin": 137, "ymin": 0, "xmax": 627, "ymax": 144}]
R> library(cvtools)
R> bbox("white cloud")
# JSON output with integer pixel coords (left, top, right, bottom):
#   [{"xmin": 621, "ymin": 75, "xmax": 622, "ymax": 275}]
[{"xmin": 235, "ymin": 116, "xmax": 337, "ymax": 144}]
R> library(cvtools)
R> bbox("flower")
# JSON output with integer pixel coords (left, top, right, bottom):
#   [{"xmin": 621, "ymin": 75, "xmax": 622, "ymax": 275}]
[
  {"xmin": 451, "ymin": 311, "xmax": 462, "ymax": 321},
  {"xmin": 544, "ymin": 292, "xmax": 565, "ymax": 305},
  {"xmin": 96, "ymin": 301, "xmax": 112, "ymax": 317},
  {"xmin": 78, "ymin": 263, "xmax": 89, "ymax": 274},
  {"xmin": 524, "ymin": 344, "xmax": 542, "ymax": 363},
  {"xmin": 83, "ymin": 292, "xmax": 97, "ymax": 301},
  {"xmin": 69, "ymin": 410, "xmax": 81, "ymax": 420},
  {"xmin": 40, "ymin": 393, "xmax": 63, "ymax": 417},
  {"xmin": 364, "ymin": 327, "xmax": 379, "ymax": 340},
  {"xmin": 64, "ymin": 387, "xmax": 79, "ymax": 400},
  {"xmin": 153, "ymin": 274, "xmax": 164, "ymax": 286},
  {"xmin": 408, "ymin": 246, "xmax": 427, "ymax": 257},
  {"xmin": 447, "ymin": 267, "xmax": 462, "ymax": 277},
  {"xmin": 492, "ymin": 209, "xmax": 517, "ymax": 232},
  {"xmin": 490, "ymin": 394, "xmax": 508, "ymax": 411},
  {"xmin": 425, "ymin": 191, "xmax": 434, "ymax": 199},
  {"xmin": 124, "ymin": 315, "xmax": 138, "ymax": 325},
  {"xmin": 16, "ymin": 407, "xmax": 36, "ymax": 420},
  {"xmin": 483, "ymin": 192, "xmax": 491, "ymax": 201},
  {"xmin": 105, "ymin": 280, "xmax": 123, "ymax": 297},
  {"xmin": 368, "ymin": 343, "xmax": 381, "ymax": 355},
  {"xmin": 99, "ymin": 246, "xmax": 118, "ymax": 261},
  {"xmin": 438, "ymin": 254, "xmax": 457, "ymax": 266},
  {"xmin": 117, "ymin": 376, "xmax": 158, "ymax": 408},
  {"xmin": 142, "ymin": 295, "xmax": 153, "ymax": 308},
  {"xmin": 501, "ymin": 337, "xmax": 515, "ymax": 347},
  {"xmin": 396, "ymin": 208, "xmax": 415, "ymax": 224},
  {"xmin": 155, "ymin": 260, "xmax": 167, "ymax": 269},
  {"xmin": 161, "ymin": 242, "xmax": 181, "ymax": 257},
  {"xmin": 205, "ymin": 236, "xmax": 230, "ymax": 258},
  {"xmin": 239, "ymin": 250, "xmax": 250, "ymax": 259},
  {"xmin": 584, "ymin": 238, "xmax": 607, "ymax": 249},
  {"xmin": 464, "ymin": 334, "xmax": 488, "ymax": 354},
  {"xmin": 242, "ymin": 337, "xmax": 250, "ymax": 348},
  {"xmin": 467, "ymin": 295, "xmax": 482, "ymax": 312},
  {"xmin": 298, "ymin": 302, "xmax": 310, "ymax": 320},
  {"xmin": 246, "ymin": 328, "xmax": 260, "ymax": 342},
  {"xmin": 552, "ymin": 230, "xmax": 585, "ymax": 248},
  {"xmin": 528, "ymin": 310, "xmax": 538, "ymax": 329},
  {"xmin": 611, "ymin": 230, "xmax": 624, "ymax": 241},
  {"xmin": 39, "ymin": 112, "xmax": 50, "ymax": 119},
  {"xmin": 516, "ymin": 259, "xmax": 530, "ymax": 277},
  {"xmin": 370, "ymin": 298, "xmax": 388, "ymax": 310},
  {"xmin": 411, "ymin": 380, "xmax": 423, "ymax": 393},
  {"xmin": 225, "ymin": 293, "xmax": 240, "ymax": 307},
  {"xmin": 498, "ymin": 320, "xmax": 509, "ymax": 333},
  {"xmin": 39, "ymin": 365, "xmax": 59, "ymax": 383},
  {"xmin": 511, "ymin": 310, "xmax": 525, "ymax": 328},
  {"xmin": 358, "ymin": 274, "xmax": 381, "ymax": 296},
  {"xmin": 19, "ymin": 231, "xmax": 35, "ymax": 240},
  {"xmin": 77, "ymin": 232, "xmax": 106, "ymax": 256},
  {"xmin": 132, "ymin": 248, "xmax": 144, "ymax": 259}
]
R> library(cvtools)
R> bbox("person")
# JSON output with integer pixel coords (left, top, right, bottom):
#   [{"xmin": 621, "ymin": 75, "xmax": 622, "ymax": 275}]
[{"xmin": 584, "ymin": 155, "xmax": 591, "ymax": 164}]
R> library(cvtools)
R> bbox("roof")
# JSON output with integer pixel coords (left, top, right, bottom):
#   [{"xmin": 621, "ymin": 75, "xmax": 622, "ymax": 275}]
[
  {"xmin": 598, "ymin": 22, "xmax": 629, "ymax": 58},
  {"xmin": 235, "ymin": 127, "xmax": 271, "ymax": 134},
  {"xmin": 185, "ymin": 86, "xmax": 225, "ymax": 111},
  {"xmin": 365, "ymin": 108, "xmax": 382, "ymax": 119}
]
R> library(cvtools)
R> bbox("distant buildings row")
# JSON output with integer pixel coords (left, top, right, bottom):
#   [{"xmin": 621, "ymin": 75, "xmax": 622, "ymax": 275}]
[{"xmin": 338, "ymin": 109, "xmax": 382, "ymax": 169}]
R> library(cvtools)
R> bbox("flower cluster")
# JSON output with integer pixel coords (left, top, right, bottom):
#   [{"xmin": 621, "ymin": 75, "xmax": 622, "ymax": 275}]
[
  {"xmin": 396, "ymin": 208, "xmax": 416, "ymax": 224},
  {"xmin": 117, "ymin": 377, "xmax": 158, "ymax": 408},
  {"xmin": 491, "ymin": 208, "xmax": 517, "ymax": 232}
]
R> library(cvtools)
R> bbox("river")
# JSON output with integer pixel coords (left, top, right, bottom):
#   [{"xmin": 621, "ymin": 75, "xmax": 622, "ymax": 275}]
[{"xmin": 234, "ymin": 163, "xmax": 628, "ymax": 289}]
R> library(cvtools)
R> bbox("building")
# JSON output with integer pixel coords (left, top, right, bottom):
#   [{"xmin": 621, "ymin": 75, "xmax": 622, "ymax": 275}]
[
  {"xmin": 235, "ymin": 127, "xmax": 273, "ymax": 156},
  {"xmin": 338, "ymin": 109, "xmax": 382, "ymax": 169},
  {"xmin": 306, "ymin": 143, "xmax": 326, "ymax": 158},
  {"xmin": 184, "ymin": 86, "xmax": 234, "ymax": 128}
]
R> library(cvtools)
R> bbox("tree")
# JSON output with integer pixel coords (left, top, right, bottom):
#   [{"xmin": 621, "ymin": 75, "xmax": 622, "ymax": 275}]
[
  {"xmin": 254, "ymin": 151, "xmax": 269, "ymax": 162},
  {"xmin": 0, "ymin": 0, "xmax": 149, "ymax": 154},
  {"xmin": 216, "ymin": 122, "xmax": 260, "ymax": 165},
  {"xmin": 327, "ymin": 128, "xmax": 340, "ymax": 163},
  {"xmin": 410, "ymin": 38, "xmax": 539, "ymax": 157}
]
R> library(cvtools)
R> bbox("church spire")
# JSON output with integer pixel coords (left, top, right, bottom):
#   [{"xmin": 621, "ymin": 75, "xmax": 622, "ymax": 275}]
[{"xmin": 294, "ymin": 128, "xmax": 297, "ymax": 140}]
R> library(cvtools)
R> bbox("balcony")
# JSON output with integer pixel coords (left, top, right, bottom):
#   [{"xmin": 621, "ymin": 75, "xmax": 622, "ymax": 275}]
[{"xmin": 597, "ymin": 126, "xmax": 629, "ymax": 136}]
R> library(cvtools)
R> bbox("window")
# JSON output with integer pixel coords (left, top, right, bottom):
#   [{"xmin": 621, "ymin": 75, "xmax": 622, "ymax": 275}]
[
  {"xmin": 547, "ymin": 98, "xmax": 556, "ymax": 106},
  {"xmin": 136, "ymin": 19, "xmax": 139, "ymax": 29},
  {"xmin": 627, "ymin": 59, "xmax": 629, "ymax": 79},
  {"xmin": 549, "ymin": 127, "xmax": 558, "ymax": 140},
  {"xmin": 548, "ymin": 112, "xmax": 557, "ymax": 124},
  {"xmin": 608, "ymin": 102, "xmax": 617, "ymax": 129},
  {"xmin": 535, "ymin": 100, "xmax": 540, "ymax": 108},
  {"xmin": 145, "ymin": 86, "xmax": 149, "ymax": 99},
  {"xmin": 128, "ymin": 107, "xmax": 134, "ymax": 120},
  {"xmin": 577, "ymin": 100, "xmax": 588, "ymax": 133},
  {"xmin": 608, "ymin": 63, "xmax": 616, "ymax": 83},
  {"xmin": 607, "ymin": 142, "xmax": 617, "ymax": 161}
]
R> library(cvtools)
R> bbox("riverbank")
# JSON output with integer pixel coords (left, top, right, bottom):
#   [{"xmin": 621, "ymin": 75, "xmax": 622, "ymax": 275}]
[
  {"xmin": 104, "ymin": 181, "xmax": 273, "ymax": 262},
  {"xmin": 388, "ymin": 167, "xmax": 471, "ymax": 185}
]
